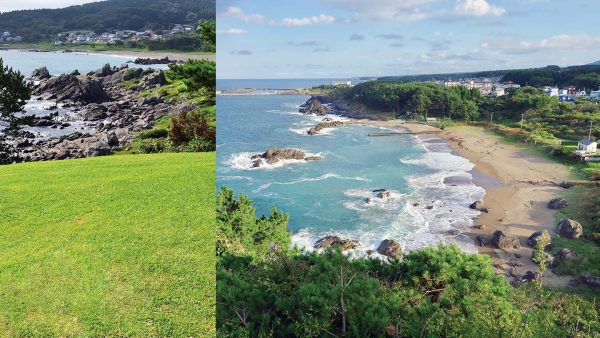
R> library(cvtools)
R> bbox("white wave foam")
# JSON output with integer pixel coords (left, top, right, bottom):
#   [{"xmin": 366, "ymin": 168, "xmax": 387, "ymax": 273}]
[
  {"xmin": 255, "ymin": 173, "xmax": 371, "ymax": 192},
  {"xmin": 401, "ymin": 151, "xmax": 475, "ymax": 172},
  {"xmin": 289, "ymin": 134, "xmax": 485, "ymax": 258},
  {"xmin": 225, "ymin": 151, "xmax": 323, "ymax": 170}
]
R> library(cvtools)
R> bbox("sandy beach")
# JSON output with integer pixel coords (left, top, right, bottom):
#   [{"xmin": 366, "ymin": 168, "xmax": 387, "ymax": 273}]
[
  {"xmin": 359, "ymin": 120, "xmax": 574, "ymax": 285},
  {"xmin": 86, "ymin": 49, "xmax": 215, "ymax": 61},
  {"xmin": 7, "ymin": 48, "xmax": 214, "ymax": 62}
]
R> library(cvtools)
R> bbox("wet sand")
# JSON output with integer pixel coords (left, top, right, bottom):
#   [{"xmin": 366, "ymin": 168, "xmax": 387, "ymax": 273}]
[
  {"xmin": 87, "ymin": 50, "xmax": 215, "ymax": 61},
  {"xmin": 11, "ymin": 48, "xmax": 214, "ymax": 62},
  {"xmin": 360, "ymin": 121, "xmax": 574, "ymax": 286}
]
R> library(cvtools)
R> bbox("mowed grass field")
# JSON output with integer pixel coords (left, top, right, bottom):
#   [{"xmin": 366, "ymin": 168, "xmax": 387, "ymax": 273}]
[{"xmin": 0, "ymin": 153, "xmax": 215, "ymax": 336}]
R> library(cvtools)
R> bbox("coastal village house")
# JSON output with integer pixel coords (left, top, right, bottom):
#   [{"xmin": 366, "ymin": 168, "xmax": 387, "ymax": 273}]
[{"xmin": 577, "ymin": 139, "xmax": 598, "ymax": 154}]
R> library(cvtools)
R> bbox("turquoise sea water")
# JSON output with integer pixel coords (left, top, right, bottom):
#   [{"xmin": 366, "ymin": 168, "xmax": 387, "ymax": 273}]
[
  {"xmin": 217, "ymin": 89, "xmax": 485, "ymax": 255},
  {"xmin": 0, "ymin": 50, "xmax": 167, "ymax": 75}
]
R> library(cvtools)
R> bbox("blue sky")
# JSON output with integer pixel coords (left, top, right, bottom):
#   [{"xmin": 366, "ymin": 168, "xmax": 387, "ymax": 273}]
[
  {"xmin": 0, "ymin": 0, "xmax": 103, "ymax": 13},
  {"xmin": 217, "ymin": 0, "xmax": 600, "ymax": 79}
]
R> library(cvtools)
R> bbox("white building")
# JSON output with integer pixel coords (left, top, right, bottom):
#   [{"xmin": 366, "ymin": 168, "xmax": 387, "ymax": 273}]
[
  {"xmin": 544, "ymin": 86, "xmax": 559, "ymax": 96},
  {"xmin": 577, "ymin": 139, "xmax": 597, "ymax": 154}
]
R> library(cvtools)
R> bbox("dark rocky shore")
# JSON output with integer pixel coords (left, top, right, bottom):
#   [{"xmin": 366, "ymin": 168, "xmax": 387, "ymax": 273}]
[
  {"xmin": 299, "ymin": 95, "xmax": 385, "ymax": 120},
  {"xmin": 127, "ymin": 57, "xmax": 183, "ymax": 65},
  {"xmin": 1, "ymin": 63, "xmax": 195, "ymax": 162}
]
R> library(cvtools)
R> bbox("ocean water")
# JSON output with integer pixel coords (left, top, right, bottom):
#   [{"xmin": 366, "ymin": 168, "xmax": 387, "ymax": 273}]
[
  {"xmin": 217, "ymin": 90, "xmax": 485, "ymax": 256},
  {"xmin": 0, "ymin": 50, "xmax": 168, "ymax": 76},
  {"xmin": 218, "ymin": 78, "xmax": 350, "ymax": 90}
]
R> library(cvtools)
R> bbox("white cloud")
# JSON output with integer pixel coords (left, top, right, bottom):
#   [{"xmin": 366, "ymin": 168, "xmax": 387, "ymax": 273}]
[
  {"xmin": 0, "ymin": 0, "xmax": 106, "ymax": 12},
  {"xmin": 455, "ymin": 0, "xmax": 506, "ymax": 16},
  {"xmin": 217, "ymin": 28, "xmax": 248, "ymax": 35},
  {"xmin": 223, "ymin": 6, "xmax": 267, "ymax": 24},
  {"xmin": 481, "ymin": 34, "xmax": 600, "ymax": 54},
  {"xmin": 318, "ymin": 0, "xmax": 435, "ymax": 21},
  {"xmin": 223, "ymin": 6, "xmax": 335, "ymax": 26},
  {"xmin": 281, "ymin": 14, "xmax": 335, "ymax": 26}
]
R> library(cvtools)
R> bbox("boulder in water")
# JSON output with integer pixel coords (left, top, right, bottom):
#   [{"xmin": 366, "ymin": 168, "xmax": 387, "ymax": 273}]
[
  {"xmin": 377, "ymin": 239, "xmax": 403, "ymax": 259},
  {"xmin": 469, "ymin": 200, "xmax": 484, "ymax": 210},
  {"xmin": 251, "ymin": 147, "xmax": 321, "ymax": 167},
  {"xmin": 314, "ymin": 236, "xmax": 359, "ymax": 251}
]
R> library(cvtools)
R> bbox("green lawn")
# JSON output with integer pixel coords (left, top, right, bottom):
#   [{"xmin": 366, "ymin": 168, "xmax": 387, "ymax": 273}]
[{"xmin": 0, "ymin": 153, "xmax": 215, "ymax": 336}]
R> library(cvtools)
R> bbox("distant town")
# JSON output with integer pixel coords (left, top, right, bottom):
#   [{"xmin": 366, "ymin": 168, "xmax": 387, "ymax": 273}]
[
  {"xmin": 218, "ymin": 77, "xmax": 600, "ymax": 101},
  {"xmin": 53, "ymin": 23, "xmax": 197, "ymax": 46},
  {"xmin": 0, "ymin": 31, "xmax": 23, "ymax": 43},
  {"xmin": 0, "ymin": 23, "xmax": 197, "ymax": 47},
  {"xmin": 435, "ymin": 78, "xmax": 600, "ymax": 102}
]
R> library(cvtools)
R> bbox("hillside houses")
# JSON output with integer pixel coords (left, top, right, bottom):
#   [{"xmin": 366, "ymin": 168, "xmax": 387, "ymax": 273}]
[
  {"xmin": 436, "ymin": 78, "xmax": 520, "ymax": 96},
  {"xmin": 0, "ymin": 31, "xmax": 22, "ymax": 43},
  {"xmin": 54, "ymin": 24, "xmax": 197, "ymax": 46},
  {"xmin": 544, "ymin": 85, "xmax": 598, "ymax": 102}
]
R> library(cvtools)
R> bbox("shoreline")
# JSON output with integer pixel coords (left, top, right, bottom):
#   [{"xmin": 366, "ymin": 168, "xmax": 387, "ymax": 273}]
[
  {"xmin": 2, "ymin": 48, "xmax": 215, "ymax": 62},
  {"xmin": 357, "ymin": 120, "xmax": 574, "ymax": 286}
]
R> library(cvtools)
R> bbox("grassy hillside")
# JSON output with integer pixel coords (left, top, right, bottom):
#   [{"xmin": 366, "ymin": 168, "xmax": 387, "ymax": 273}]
[
  {"xmin": 0, "ymin": 153, "xmax": 215, "ymax": 336},
  {"xmin": 0, "ymin": 0, "xmax": 214, "ymax": 42}
]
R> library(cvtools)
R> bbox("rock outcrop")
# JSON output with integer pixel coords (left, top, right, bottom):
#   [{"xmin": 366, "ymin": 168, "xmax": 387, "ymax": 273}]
[
  {"xmin": 547, "ymin": 198, "xmax": 568, "ymax": 210},
  {"xmin": 299, "ymin": 97, "xmax": 331, "ymax": 116},
  {"xmin": 251, "ymin": 147, "xmax": 320, "ymax": 167},
  {"xmin": 555, "ymin": 248, "xmax": 578, "ymax": 263},
  {"xmin": 469, "ymin": 200, "xmax": 488, "ymax": 212},
  {"xmin": 314, "ymin": 236, "xmax": 359, "ymax": 251},
  {"xmin": 33, "ymin": 74, "xmax": 109, "ymax": 103},
  {"xmin": 377, "ymin": 239, "xmax": 403, "ymax": 259},
  {"xmin": 491, "ymin": 230, "xmax": 520, "ymax": 250},
  {"xmin": 521, "ymin": 271, "xmax": 542, "ymax": 282},
  {"xmin": 307, "ymin": 121, "xmax": 343, "ymax": 135},
  {"xmin": 28, "ymin": 67, "xmax": 51, "ymax": 80},
  {"xmin": 373, "ymin": 189, "xmax": 391, "ymax": 199},
  {"xmin": 7, "ymin": 64, "xmax": 174, "ymax": 162},
  {"xmin": 581, "ymin": 276, "xmax": 600, "ymax": 288},
  {"xmin": 128, "ymin": 57, "xmax": 180, "ymax": 65},
  {"xmin": 557, "ymin": 219, "xmax": 583, "ymax": 239}
]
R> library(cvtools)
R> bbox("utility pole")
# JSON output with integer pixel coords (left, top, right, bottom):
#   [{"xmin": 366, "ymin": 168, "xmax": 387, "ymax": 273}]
[
  {"xmin": 520, "ymin": 114, "xmax": 524, "ymax": 130},
  {"xmin": 589, "ymin": 121, "xmax": 594, "ymax": 140}
]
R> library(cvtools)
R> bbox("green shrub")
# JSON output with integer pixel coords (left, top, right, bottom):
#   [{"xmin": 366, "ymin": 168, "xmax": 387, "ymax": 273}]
[
  {"xmin": 169, "ymin": 109, "xmax": 216, "ymax": 146},
  {"xmin": 216, "ymin": 187, "xmax": 600, "ymax": 337},
  {"xmin": 136, "ymin": 138, "xmax": 171, "ymax": 154},
  {"xmin": 179, "ymin": 136, "xmax": 215, "ymax": 152},
  {"xmin": 138, "ymin": 128, "xmax": 169, "ymax": 139}
]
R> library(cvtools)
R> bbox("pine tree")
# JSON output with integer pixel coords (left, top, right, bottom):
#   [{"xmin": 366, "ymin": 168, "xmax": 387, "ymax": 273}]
[{"xmin": 0, "ymin": 58, "xmax": 31, "ymax": 131}]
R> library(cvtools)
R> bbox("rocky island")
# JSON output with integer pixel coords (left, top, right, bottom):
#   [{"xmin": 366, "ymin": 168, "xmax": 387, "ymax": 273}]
[{"xmin": 250, "ymin": 147, "xmax": 321, "ymax": 168}]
